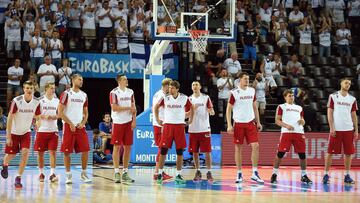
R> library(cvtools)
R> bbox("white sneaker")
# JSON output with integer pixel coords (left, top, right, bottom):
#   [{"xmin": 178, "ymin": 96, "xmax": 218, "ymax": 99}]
[
  {"xmin": 235, "ymin": 173, "xmax": 243, "ymax": 184},
  {"xmin": 251, "ymin": 171, "xmax": 264, "ymax": 184},
  {"xmin": 80, "ymin": 172, "xmax": 92, "ymax": 183},
  {"xmin": 65, "ymin": 173, "xmax": 72, "ymax": 184}
]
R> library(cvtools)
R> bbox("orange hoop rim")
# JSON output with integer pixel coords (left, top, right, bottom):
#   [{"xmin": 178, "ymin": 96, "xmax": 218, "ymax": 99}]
[{"xmin": 189, "ymin": 30, "xmax": 209, "ymax": 39}]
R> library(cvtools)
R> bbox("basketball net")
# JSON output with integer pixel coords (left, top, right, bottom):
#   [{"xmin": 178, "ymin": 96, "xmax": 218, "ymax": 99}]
[{"xmin": 189, "ymin": 30, "xmax": 209, "ymax": 53}]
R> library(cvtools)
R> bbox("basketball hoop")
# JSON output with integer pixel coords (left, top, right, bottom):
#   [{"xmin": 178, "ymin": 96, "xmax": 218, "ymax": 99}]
[{"xmin": 189, "ymin": 30, "xmax": 209, "ymax": 53}]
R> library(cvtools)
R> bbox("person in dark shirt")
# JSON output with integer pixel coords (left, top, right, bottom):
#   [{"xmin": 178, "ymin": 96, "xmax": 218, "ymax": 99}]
[
  {"xmin": 241, "ymin": 20, "xmax": 258, "ymax": 71},
  {"xmin": 93, "ymin": 129, "xmax": 113, "ymax": 164},
  {"xmin": 99, "ymin": 112, "xmax": 113, "ymax": 154},
  {"xmin": 206, "ymin": 48, "xmax": 226, "ymax": 81},
  {"xmin": 0, "ymin": 106, "xmax": 7, "ymax": 130}
]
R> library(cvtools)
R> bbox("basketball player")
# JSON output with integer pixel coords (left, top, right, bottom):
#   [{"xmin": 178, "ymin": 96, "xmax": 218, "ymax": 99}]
[
  {"xmin": 270, "ymin": 89, "xmax": 312, "ymax": 184},
  {"xmin": 152, "ymin": 78, "xmax": 173, "ymax": 181},
  {"xmin": 34, "ymin": 82, "xmax": 59, "ymax": 182},
  {"xmin": 154, "ymin": 80, "xmax": 194, "ymax": 184},
  {"xmin": 58, "ymin": 74, "xmax": 91, "ymax": 184},
  {"xmin": 110, "ymin": 74, "xmax": 136, "ymax": 184},
  {"xmin": 323, "ymin": 78, "xmax": 358, "ymax": 184},
  {"xmin": 226, "ymin": 72, "xmax": 264, "ymax": 184},
  {"xmin": 1, "ymin": 81, "xmax": 41, "ymax": 189},
  {"xmin": 189, "ymin": 81, "xmax": 215, "ymax": 182}
]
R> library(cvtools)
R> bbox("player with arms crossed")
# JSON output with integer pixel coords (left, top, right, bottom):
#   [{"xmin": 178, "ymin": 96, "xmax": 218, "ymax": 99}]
[
  {"xmin": 58, "ymin": 74, "xmax": 91, "ymax": 184},
  {"xmin": 110, "ymin": 74, "xmax": 136, "ymax": 184},
  {"xmin": 188, "ymin": 81, "xmax": 215, "ymax": 182},
  {"xmin": 34, "ymin": 82, "xmax": 60, "ymax": 182},
  {"xmin": 1, "ymin": 81, "xmax": 41, "ymax": 189},
  {"xmin": 152, "ymin": 78, "xmax": 173, "ymax": 181},
  {"xmin": 270, "ymin": 89, "xmax": 312, "ymax": 184},
  {"xmin": 154, "ymin": 80, "xmax": 194, "ymax": 184},
  {"xmin": 226, "ymin": 72, "xmax": 264, "ymax": 184},
  {"xmin": 323, "ymin": 78, "xmax": 358, "ymax": 184}
]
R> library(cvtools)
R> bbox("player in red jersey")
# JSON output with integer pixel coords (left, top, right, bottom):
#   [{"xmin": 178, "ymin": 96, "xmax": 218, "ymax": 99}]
[
  {"xmin": 270, "ymin": 89, "xmax": 312, "ymax": 184},
  {"xmin": 58, "ymin": 74, "xmax": 91, "ymax": 184},
  {"xmin": 152, "ymin": 78, "xmax": 173, "ymax": 181},
  {"xmin": 154, "ymin": 80, "xmax": 194, "ymax": 184},
  {"xmin": 323, "ymin": 78, "xmax": 358, "ymax": 184},
  {"xmin": 226, "ymin": 72, "xmax": 263, "ymax": 184},
  {"xmin": 34, "ymin": 82, "xmax": 60, "ymax": 182},
  {"xmin": 188, "ymin": 81, "xmax": 215, "ymax": 182},
  {"xmin": 1, "ymin": 81, "xmax": 41, "ymax": 189},
  {"xmin": 110, "ymin": 74, "xmax": 136, "ymax": 184}
]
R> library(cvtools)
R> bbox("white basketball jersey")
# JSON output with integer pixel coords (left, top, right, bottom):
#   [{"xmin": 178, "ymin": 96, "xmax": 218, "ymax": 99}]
[
  {"xmin": 152, "ymin": 89, "xmax": 166, "ymax": 127},
  {"xmin": 38, "ymin": 96, "xmax": 59, "ymax": 132},
  {"xmin": 60, "ymin": 89, "xmax": 88, "ymax": 125},
  {"xmin": 188, "ymin": 94, "xmax": 213, "ymax": 133},
  {"xmin": 229, "ymin": 87, "xmax": 256, "ymax": 123},
  {"xmin": 278, "ymin": 103, "xmax": 304, "ymax": 134},
  {"xmin": 10, "ymin": 95, "xmax": 40, "ymax": 135},
  {"xmin": 159, "ymin": 93, "xmax": 192, "ymax": 124},
  {"xmin": 110, "ymin": 87, "xmax": 135, "ymax": 124}
]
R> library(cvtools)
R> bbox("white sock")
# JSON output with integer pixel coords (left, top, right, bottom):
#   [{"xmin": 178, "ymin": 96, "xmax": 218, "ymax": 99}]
[
  {"xmin": 82, "ymin": 169, "xmax": 86, "ymax": 174},
  {"xmin": 114, "ymin": 168, "xmax": 119, "ymax": 173},
  {"xmin": 207, "ymin": 169, "xmax": 211, "ymax": 173},
  {"xmin": 252, "ymin": 167, "xmax": 258, "ymax": 174},
  {"xmin": 176, "ymin": 170, "xmax": 181, "ymax": 176},
  {"xmin": 66, "ymin": 171, "xmax": 71, "ymax": 175},
  {"xmin": 324, "ymin": 170, "xmax": 329, "ymax": 175},
  {"xmin": 17, "ymin": 174, "xmax": 21, "ymax": 177},
  {"xmin": 50, "ymin": 168, "xmax": 55, "ymax": 175},
  {"xmin": 123, "ymin": 168, "xmax": 128, "ymax": 173},
  {"xmin": 301, "ymin": 170, "xmax": 307, "ymax": 176},
  {"xmin": 346, "ymin": 170, "xmax": 350, "ymax": 175},
  {"xmin": 158, "ymin": 169, "xmax": 163, "ymax": 174},
  {"xmin": 237, "ymin": 170, "xmax": 242, "ymax": 174},
  {"xmin": 273, "ymin": 168, "xmax": 279, "ymax": 175},
  {"xmin": 39, "ymin": 168, "xmax": 44, "ymax": 174}
]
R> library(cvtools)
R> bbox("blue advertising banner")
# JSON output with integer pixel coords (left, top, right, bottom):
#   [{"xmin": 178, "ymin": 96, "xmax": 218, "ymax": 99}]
[
  {"xmin": 67, "ymin": 52, "xmax": 179, "ymax": 79},
  {"xmin": 0, "ymin": 131, "xmax": 93, "ymax": 166}
]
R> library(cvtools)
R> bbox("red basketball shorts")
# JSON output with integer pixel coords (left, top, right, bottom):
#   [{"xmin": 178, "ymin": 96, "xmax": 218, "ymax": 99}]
[
  {"xmin": 160, "ymin": 124, "xmax": 186, "ymax": 149},
  {"xmin": 233, "ymin": 122, "xmax": 258, "ymax": 145},
  {"xmin": 278, "ymin": 133, "xmax": 306, "ymax": 153},
  {"xmin": 188, "ymin": 132, "xmax": 212, "ymax": 153},
  {"xmin": 327, "ymin": 131, "xmax": 355, "ymax": 155},
  {"xmin": 61, "ymin": 123, "xmax": 90, "ymax": 153},
  {"xmin": 34, "ymin": 132, "xmax": 59, "ymax": 152},
  {"xmin": 5, "ymin": 132, "xmax": 31, "ymax": 154},
  {"xmin": 111, "ymin": 122, "xmax": 133, "ymax": 146}
]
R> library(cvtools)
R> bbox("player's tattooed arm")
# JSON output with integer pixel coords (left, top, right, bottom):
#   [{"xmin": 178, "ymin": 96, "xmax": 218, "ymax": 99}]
[{"xmin": 351, "ymin": 111, "xmax": 358, "ymax": 139}]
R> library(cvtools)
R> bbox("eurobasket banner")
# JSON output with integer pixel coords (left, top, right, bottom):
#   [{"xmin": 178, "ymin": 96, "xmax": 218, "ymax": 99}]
[
  {"xmin": 66, "ymin": 44, "xmax": 179, "ymax": 79},
  {"xmin": 0, "ymin": 131, "xmax": 93, "ymax": 166}
]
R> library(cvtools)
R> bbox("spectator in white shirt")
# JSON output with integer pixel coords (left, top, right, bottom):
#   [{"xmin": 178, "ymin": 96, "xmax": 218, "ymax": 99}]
[
  {"xmin": 39, "ymin": 0, "xmax": 52, "ymax": 31},
  {"xmin": 235, "ymin": 1, "xmax": 247, "ymax": 32},
  {"xmin": 7, "ymin": 58, "xmax": 23, "ymax": 110},
  {"xmin": 298, "ymin": 16, "xmax": 314, "ymax": 57},
  {"xmin": 348, "ymin": 0, "xmax": 360, "ymax": 33},
  {"xmin": 223, "ymin": 52, "xmax": 242, "ymax": 78},
  {"xmin": 57, "ymin": 58, "xmax": 72, "ymax": 96},
  {"xmin": 37, "ymin": 56, "xmax": 58, "ymax": 93},
  {"xmin": 252, "ymin": 72, "xmax": 268, "ymax": 123},
  {"xmin": 6, "ymin": 13, "xmax": 23, "ymax": 59},
  {"xmin": 97, "ymin": 1, "xmax": 115, "ymax": 51},
  {"xmin": 271, "ymin": 53, "xmax": 283, "ymax": 79},
  {"xmin": 116, "ymin": 19, "xmax": 129, "ymax": 53},
  {"xmin": 82, "ymin": 5, "xmax": 97, "ymax": 50},
  {"xmin": 331, "ymin": 0, "xmax": 345, "ymax": 26},
  {"xmin": 356, "ymin": 63, "xmax": 360, "ymax": 87},
  {"xmin": 217, "ymin": 69, "xmax": 233, "ymax": 123},
  {"xmin": 275, "ymin": 21, "xmax": 292, "ymax": 53},
  {"xmin": 112, "ymin": 1, "xmax": 128, "ymax": 29},
  {"xmin": 22, "ymin": 4, "xmax": 39, "ymax": 70},
  {"xmin": 336, "ymin": 22, "xmax": 352, "ymax": 57},
  {"xmin": 259, "ymin": 2, "xmax": 272, "ymax": 23},
  {"xmin": 288, "ymin": 5, "xmax": 304, "ymax": 34},
  {"xmin": 29, "ymin": 29, "xmax": 46, "ymax": 74},
  {"xmin": 260, "ymin": 54, "xmax": 277, "ymax": 94},
  {"xmin": 318, "ymin": 18, "xmax": 332, "ymax": 57},
  {"xmin": 68, "ymin": 1, "xmax": 82, "ymax": 49},
  {"xmin": 48, "ymin": 30, "xmax": 64, "ymax": 69},
  {"xmin": 130, "ymin": 1, "xmax": 146, "ymax": 42}
]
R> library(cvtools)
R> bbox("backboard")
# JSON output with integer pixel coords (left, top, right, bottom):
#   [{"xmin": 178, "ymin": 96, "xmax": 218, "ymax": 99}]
[{"xmin": 151, "ymin": 0, "xmax": 236, "ymax": 42}]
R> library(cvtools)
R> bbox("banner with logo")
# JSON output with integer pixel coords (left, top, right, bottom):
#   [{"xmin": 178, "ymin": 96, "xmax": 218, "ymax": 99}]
[{"xmin": 67, "ymin": 51, "xmax": 178, "ymax": 79}]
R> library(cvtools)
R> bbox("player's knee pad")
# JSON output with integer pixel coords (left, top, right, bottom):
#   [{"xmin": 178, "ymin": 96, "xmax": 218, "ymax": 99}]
[
  {"xmin": 277, "ymin": 152, "xmax": 285, "ymax": 159},
  {"xmin": 298, "ymin": 153, "xmax": 306, "ymax": 160},
  {"xmin": 176, "ymin": 149, "xmax": 184, "ymax": 156},
  {"xmin": 160, "ymin": 148, "xmax": 168, "ymax": 155}
]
